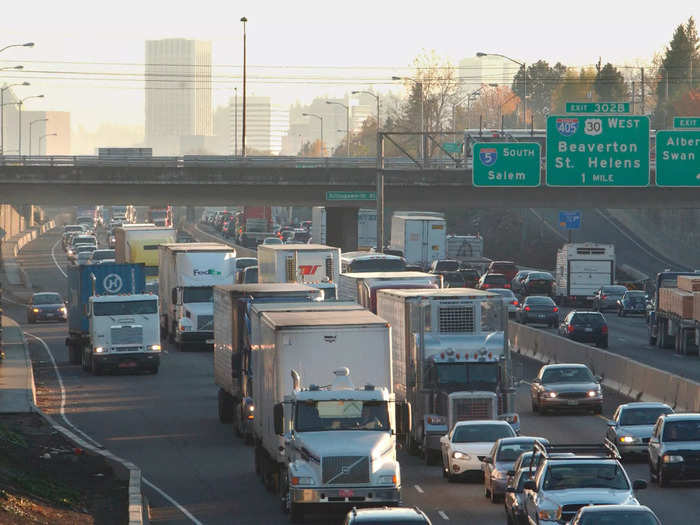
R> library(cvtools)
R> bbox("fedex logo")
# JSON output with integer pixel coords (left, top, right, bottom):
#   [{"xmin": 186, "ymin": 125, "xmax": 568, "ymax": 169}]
[{"xmin": 298, "ymin": 265, "xmax": 320, "ymax": 276}]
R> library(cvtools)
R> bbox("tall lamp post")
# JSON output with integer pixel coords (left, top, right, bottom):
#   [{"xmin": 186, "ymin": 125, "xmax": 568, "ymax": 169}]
[
  {"xmin": 0, "ymin": 81, "xmax": 30, "ymax": 154},
  {"xmin": 352, "ymin": 90, "xmax": 380, "ymax": 130},
  {"xmin": 38, "ymin": 132, "xmax": 57, "ymax": 155},
  {"xmin": 240, "ymin": 17, "xmax": 247, "ymax": 157},
  {"xmin": 326, "ymin": 100, "xmax": 350, "ymax": 156},
  {"xmin": 0, "ymin": 42, "xmax": 34, "ymax": 54},
  {"xmin": 452, "ymin": 83, "xmax": 498, "ymax": 132},
  {"xmin": 29, "ymin": 118, "xmax": 48, "ymax": 155},
  {"xmin": 301, "ymin": 113, "xmax": 324, "ymax": 157},
  {"xmin": 477, "ymin": 52, "xmax": 527, "ymax": 127},
  {"xmin": 17, "ymin": 94, "xmax": 44, "ymax": 155},
  {"xmin": 234, "ymin": 86, "xmax": 238, "ymax": 155},
  {"xmin": 392, "ymin": 76, "xmax": 424, "ymax": 160}
]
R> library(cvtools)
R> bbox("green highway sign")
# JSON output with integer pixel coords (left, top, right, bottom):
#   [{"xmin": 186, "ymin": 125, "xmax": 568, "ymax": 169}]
[
  {"xmin": 566, "ymin": 102, "xmax": 630, "ymax": 114},
  {"xmin": 472, "ymin": 142, "xmax": 541, "ymax": 187},
  {"xmin": 442, "ymin": 142, "xmax": 463, "ymax": 154},
  {"xmin": 673, "ymin": 117, "xmax": 700, "ymax": 129},
  {"xmin": 546, "ymin": 115, "xmax": 650, "ymax": 187},
  {"xmin": 655, "ymin": 130, "xmax": 700, "ymax": 187},
  {"xmin": 326, "ymin": 191, "xmax": 377, "ymax": 201}
]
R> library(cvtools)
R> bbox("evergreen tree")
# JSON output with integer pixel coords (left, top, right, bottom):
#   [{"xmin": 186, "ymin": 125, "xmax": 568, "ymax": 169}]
[
  {"xmin": 594, "ymin": 63, "xmax": 628, "ymax": 101},
  {"xmin": 512, "ymin": 61, "xmax": 566, "ymax": 127}
]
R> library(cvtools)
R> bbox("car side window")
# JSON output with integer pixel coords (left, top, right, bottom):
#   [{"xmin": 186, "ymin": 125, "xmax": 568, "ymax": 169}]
[
  {"xmin": 490, "ymin": 442, "xmax": 498, "ymax": 458},
  {"xmin": 613, "ymin": 408, "xmax": 620, "ymax": 422},
  {"xmin": 652, "ymin": 421, "xmax": 661, "ymax": 439},
  {"xmin": 534, "ymin": 462, "xmax": 547, "ymax": 488}
]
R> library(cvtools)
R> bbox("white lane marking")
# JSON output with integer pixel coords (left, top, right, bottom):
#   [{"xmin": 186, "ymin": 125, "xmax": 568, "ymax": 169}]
[
  {"xmin": 50, "ymin": 238, "xmax": 68, "ymax": 278},
  {"xmin": 26, "ymin": 332, "xmax": 203, "ymax": 525},
  {"xmin": 438, "ymin": 510, "xmax": 450, "ymax": 520},
  {"xmin": 1, "ymin": 295, "xmax": 28, "ymax": 306},
  {"xmin": 520, "ymin": 380, "xmax": 532, "ymax": 386},
  {"xmin": 414, "ymin": 484, "xmax": 424, "ymax": 494}
]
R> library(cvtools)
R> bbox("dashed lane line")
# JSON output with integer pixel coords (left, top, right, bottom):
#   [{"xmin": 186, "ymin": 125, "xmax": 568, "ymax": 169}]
[
  {"xmin": 414, "ymin": 484, "xmax": 424, "ymax": 494},
  {"xmin": 438, "ymin": 510, "xmax": 450, "ymax": 520},
  {"xmin": 50, "ymin": 237, "xmax": 68, "ymax": 278}
]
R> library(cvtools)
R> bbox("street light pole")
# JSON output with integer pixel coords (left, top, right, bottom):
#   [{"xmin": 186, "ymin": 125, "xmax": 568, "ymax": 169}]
[
  {"xmin": 17, "ymin": 94, "xmax": 44, "ymax": 155},
  {"xmin": 0, "ymin": 82, "xmax": 30, "ymax": 155},
  {"xmin": 302, "ymin": 113, "xmax": 324, "ymax": 157},
  {"xmin": 477, "ymin": 52, "xmax": 526, "ymax": 127},
  {"xmin": 38, "ymin": 132, "xmax": 57, "ymax": 154},
  {"xmin": 0, "ymin": 42, "xmax": 34, "ymax": 54},
  {"xmin": 352, "ymin": 90, "xmax": 380, "ymax": 131},
  {"xmin": 240, "ymin": 17, "xmax": 247, "ymax": 157},
  {"xmin": 326, "ymin": 101, "xmax": 350, "ymax": 156},
  {"xmin": 392, "ymin": 76, "xmax": 424, "ymax": 161},
  {"xmin": 234, "ymin": 87, "xmax": 238, "ymax": 155},
  {"xmin": 29, "ymin": 118, "xmax": 48, "ymax": 155}
]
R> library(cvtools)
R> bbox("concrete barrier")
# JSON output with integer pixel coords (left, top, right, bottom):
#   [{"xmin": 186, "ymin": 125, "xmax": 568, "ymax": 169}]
[{"xmin": 509, "ymin": 321, "xmax": 700, "ymax": 412}]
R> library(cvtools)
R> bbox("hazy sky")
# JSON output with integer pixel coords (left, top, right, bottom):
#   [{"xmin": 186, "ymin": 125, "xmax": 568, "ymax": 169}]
[{"xmin": 1, "ymin": 0, "xmax": 698, "ymax": 132}]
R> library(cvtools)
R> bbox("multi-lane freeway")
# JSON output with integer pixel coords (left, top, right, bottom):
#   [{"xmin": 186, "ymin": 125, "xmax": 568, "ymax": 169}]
[{"xmin": 3, "ymin": 226, "xmax": 698, "ymax": 525}]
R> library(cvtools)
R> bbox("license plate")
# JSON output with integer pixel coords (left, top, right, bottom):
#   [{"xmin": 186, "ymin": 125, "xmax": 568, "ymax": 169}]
[
  {"xmin": 586, "ymin": 296, "xmax": 596, "ymax": 300},
  {"xmin": 118, "ymin": 361, "xmax": 138, "ymax": 368},
  {"xmin": 567, "ymin": 400, "xmax": 578, "ymax": 406},
  {"xmin": 585, "ymin": 327, "xmax": 593, "ymax": 332},
  {"xmin": 46, "ymin": 314, "xmax": 55, "ymax": 318},
  {"xmin": 538, "ymin": 314, "xmax": 545, "ymax": 318},
  {"xmin": 338, "ymin": 489, "xmax": 354, "ymax": 498}
]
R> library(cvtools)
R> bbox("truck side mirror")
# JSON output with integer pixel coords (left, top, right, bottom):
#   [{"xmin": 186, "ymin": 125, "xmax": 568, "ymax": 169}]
[
  {"xmin": 231, "ymin": 353, "xmax": 241, "ymax": 379},
  {"xmin": 273, "ymin": 403, "xmax": 284, "ymax": 436},
  {"xmin": 400, "ymin": 401, "xmax": 412, "ymax": 435},
  {"xmin": 171, "ymin": 288, "xmax": 178, "ymax": 305}
]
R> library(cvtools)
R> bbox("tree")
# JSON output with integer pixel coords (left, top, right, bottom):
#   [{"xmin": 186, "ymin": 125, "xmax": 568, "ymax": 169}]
[
  {"xmin": 299, "ymin": 139, "xmax": 323, "ymax": 157},
  {"xmin": 512, "ymin": 60, "xmax": 567, "ymax": 127},
  {"xmin": 551, "ymin": 68, "xmax": 597, "ymax": 113},
  {"xmin": 332, "ymin": 117, "xmax": 378, "ymax": 157},
  {"xmin": 469, "ymin": 85, "xmax": 518, "ymax": 129},
  {"xmin": 594, "ymin": 63, "xmax": 628, "ymax": 101},
  {"xmin": 672, "ymin": 89, "xmax": 700, "ymax": 116}
]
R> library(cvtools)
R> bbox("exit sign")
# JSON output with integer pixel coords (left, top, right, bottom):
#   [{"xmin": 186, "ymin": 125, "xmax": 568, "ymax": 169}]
[
  {"xmin": 566, "ymin": 102, "xmax": 630, "ymax": 114},
  {"xmin": 326, "ymin": 191, "xmax": 376, "ymax": 201}
]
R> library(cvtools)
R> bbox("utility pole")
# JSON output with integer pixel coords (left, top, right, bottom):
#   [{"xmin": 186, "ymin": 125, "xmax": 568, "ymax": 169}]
[
  {"xmin": 631, "ymin": 80, "xmax": 635, "ymax": 114},
  {"xmin": 376, "ymin": 132, "xmax": 384, "ymax": 253},
  {"xmin": 234, "ymin": 87, "xmax": 238, "ymax": 155},
  {"xmin": 641, "ymin": 68, "xmax": 645, "ymax": 115},
  {"xmin": 240, "ymin": 17, "xmax": 247, "ymax": 157}
]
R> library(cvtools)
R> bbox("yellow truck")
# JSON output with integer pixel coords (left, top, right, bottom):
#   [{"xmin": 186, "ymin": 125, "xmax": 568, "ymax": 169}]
[{"xmin": 114, "ymin": 225, "xmax": 176, "ymax": 293}]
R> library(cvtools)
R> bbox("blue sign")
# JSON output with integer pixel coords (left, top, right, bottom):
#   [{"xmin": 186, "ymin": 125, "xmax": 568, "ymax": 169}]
[
  {"xmin": 478, "ymin": 147, "xmax": 498, "ymax": 167},
  {"xmin": 558, "ymin": 211, "xmax": 581, "ymax": 230}
]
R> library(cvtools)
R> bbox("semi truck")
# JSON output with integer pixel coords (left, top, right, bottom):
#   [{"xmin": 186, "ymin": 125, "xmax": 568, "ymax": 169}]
[
  {"xmin": 159, "ymin": 243, "xmax": 237, "ymax": 350},
  {"xmin": 258, "ymin": 244, "xmax": 340, "ymax": 300},
  {"xmin": 376, "ymin": 288, "xmax": 518, "ymax": 463},
  {"xmin": 235, "ymin": 206, "xmax": 274, "ymax": 248},
  {"xmin": 337, "ymin": 271, "xmax": 442, "ymax": 312},
  {"xmin": 311, "ymin": 206, "xmax": 377, "ymax": 249},
  {"xmin": 554, "ymin": 243, "xmax": 615, "ymax": 306},
  {"xmin": 389, "ymin": 212, "xmax": 446, "ymax": 269},
  {"xmin": 65, "ymin": 263, "xmax": 161, "ymax": 375},
  {"xmin": 252, "ymin": 309, "xmax": 404, "ymax": 521},
  {"xmin": 114, "ymin": 225, "xmax": 176, "ymax": 293},
  {"xmin": 648, "ymin": 272, "xmax": 700, "ymax": 354},
  {"xmin": 147, "ymin": 206, "xmax": 173, "ymax": 227}
]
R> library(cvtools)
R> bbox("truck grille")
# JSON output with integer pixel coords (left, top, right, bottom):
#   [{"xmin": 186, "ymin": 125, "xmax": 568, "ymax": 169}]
[
  {"xmin": 322, "ymin": 456, "xmax": 370, "ymax": 484},
  {"xmin": 439, "ymin": 305, "xmax": 474, "ymax": 333},
  {"xmin": 197, "ymin": 315, "xmax": 213, "ymax": 331},
  {"xmin": 557, "ymin": 392, "xmax": 587, "ymax": 399},
  {"xmin": 111, "ymin": 326, "xmax": 142, "ymax": 346},
  {"xmin": 452, "ymin": 398, "xmax": 494, "ymax": 421},
  {"xmin": 562, "ymin": 503, "xmax": 608, "ymax": 521}
]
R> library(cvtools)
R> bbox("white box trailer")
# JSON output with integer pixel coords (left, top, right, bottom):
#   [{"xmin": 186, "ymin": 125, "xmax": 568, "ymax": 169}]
[
  {"xmin": 337, "ymin": 271, "xmax": 442, "ymax": 311},
  {"xmin": 390, "ymin": 213, "xmax": 446, "ymax": 269},
  {"xmin": 312, "ymin": 206, "xmax": 377, "ymax": 249},
  {"xmin": 555, "ymin": 243, "xmax": 615, "ymax": 306}
]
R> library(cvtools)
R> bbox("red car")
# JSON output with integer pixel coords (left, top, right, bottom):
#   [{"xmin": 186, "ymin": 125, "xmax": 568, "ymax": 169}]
[{"xmin": 488, "ymin": 261, "xmax": 518, "ymax": 282}]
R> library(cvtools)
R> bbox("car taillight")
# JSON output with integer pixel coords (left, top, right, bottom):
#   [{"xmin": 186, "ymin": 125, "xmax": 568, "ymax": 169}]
[
  {"xmin": 553, "ymin": 307, "xmax": 559, "ymax": 312},
  {"xmin": 567, "ymin": 324, "xmax": 574, "ymax": 333},
  {"xmin": 524, "ymin": 306, "xmax": 531, "ymax": 312},
  {"xmin": 602, "ymin": 325, "xmax": 608, "ymax": 334},
  {"xmin": 512, "ymin": 300, "xmax": 518, "ymax": 305},
  {"xmin": 601, "ymin": 295, "xmax": 607, "ymax": 300}
]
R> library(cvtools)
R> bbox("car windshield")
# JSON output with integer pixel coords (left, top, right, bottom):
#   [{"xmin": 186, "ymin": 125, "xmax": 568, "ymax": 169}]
[
  {"xmin": 571, "ymin": 313, "xmax": 604, "ymax": 326},
  {"xmin": 541, "ymin": 367, "xmax": 594, "ymax": 383},
  {"xmin": 527, "ymin": 273, "xmax": 553, "ymax": 281},
  {"xmin": 236, "ymin": 258, "xmax": 258, "ymax": 270},
  {"xmin": 542, "ymin": 463, "xmax": 629, "ymax": 490},
  {"xmin": 459, "ymin": 269, "xmax": 479, "ymax": 278},
  {"xmin": 33, "ymin": 294, "xmax": 62, "ymax": 305},
  {"xmin": 485, "ymin": 275, "xmax": 507, "ymax": 284},
  {"xmin": 492, "ymin": 264, "xmax": 516, "ymax": 273},
  {"xmin": 183, "ymin": 287, "xmax": 213, "ymax": 303},
  {"xmin": 295, "ymin": 400, "xmax": 389, "ymax": 432},
  {"xmin": 490, "ymin": 289, "xmax": 514, "ymax": 299},
  {"xmin": 92, "ymin": 250, "xmax": 115, "ymax": 260},
  {"xmin": 578, "ymin": 510, "xmax": 658, "ymax": 525},
  {"xmin": 77, "ymin": 246, "xmax": 95, "ymax": 252},
  {"xmin": 436, "ymin": 261, "xmax": 459, "ymax": 272},
  {"xmin": 497, "ymin": 442, "xmax": 540, "ymax": 462},
  {"xmin": 264, "ymin": 238, "xmax": 283, "ymax": 245},
  {"xmin": 93, "ymin": 300, "xmax": 158, "ymax": 316},
  {"xmin": 243, "ymin": 268, "xmax": 258, "ymax": 283},
  {"xmin": 452, "ymin": 424, "xmax": 513, "ymax": 443},
  {"xmin": 443, "ymin": 272, "xmax": 465, "ymax": 286},
  {"xmin": 525, "ymin": 297, "xmax": 555, "ymax": 306},
  {"xmin": 620, "ymin": 407, "xmax": 673, "ymax": 426},
  {"xmin": 602, "ymin": 286, "xmax": 628, "ymax": 295},
  {"xmin": 662, "ymin": 420, "xmax": 700, "ymax": 441}
]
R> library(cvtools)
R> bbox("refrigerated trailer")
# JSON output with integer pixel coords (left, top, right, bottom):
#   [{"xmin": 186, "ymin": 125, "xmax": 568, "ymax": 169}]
[
  {"xmin": 554, "ymin": 243, "xmax": 615, "ymax": 306},
  {"xmin": 389, "ymin": 212, "xmax": 446, "ymax": 269}
]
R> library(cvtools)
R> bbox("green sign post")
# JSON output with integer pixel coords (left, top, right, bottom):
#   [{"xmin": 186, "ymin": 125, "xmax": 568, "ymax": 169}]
[
  {"xmin": 566, "ymin": 102, "xmax": 630, "ymax": 114},
  {"xmin": 326, "ymin": 191, "xmax": 377, "ymax": 201},
  {"xmin": 673, "ymin": 117, "xmax": 700, "ymax": 129},
  {"xmin": 472, "ymin": 142, "xmax": 541, "ymax": 187},
  {"xmin": 442, "ymin": 142, "xmax": 463, "ymax": 154},
  {"xmin": 546, "ymin": 115, "xmax": 649, "ymax": 187},
  {"xmin": 655, "ymin": 130, "xmax": 700, "ymax": 187}
]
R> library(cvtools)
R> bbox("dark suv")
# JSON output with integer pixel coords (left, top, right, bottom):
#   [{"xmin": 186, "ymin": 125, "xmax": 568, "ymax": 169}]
[
  {"xmin": 458, "ymin": 267, "xmax": 480, "ymax": 288},
  {"xmin": 559, "ymin": 311, "xmax": 608, "ymax": 348},
  {"xmin": 521, "ymin": 272, "xmax": 554, "ymax": 297},
  {"xmin": 345, "ymin": 507, "xmax": 432, "ymax": 525}
]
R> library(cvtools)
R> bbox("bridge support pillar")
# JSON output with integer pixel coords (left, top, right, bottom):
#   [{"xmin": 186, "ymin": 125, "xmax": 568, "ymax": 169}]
[
  {"xmin": 186, "ymin": 206, "xmax": 195, "ymax": 223},
  {"xmin": 326, "ymin": 207, "xmax": 358, "ymax": 253}
]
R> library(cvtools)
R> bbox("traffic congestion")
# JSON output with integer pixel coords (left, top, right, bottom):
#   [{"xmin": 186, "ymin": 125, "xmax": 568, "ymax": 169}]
[{"xmin": 5, "ymin": 203, "xmax": 696, "ymax": 525}]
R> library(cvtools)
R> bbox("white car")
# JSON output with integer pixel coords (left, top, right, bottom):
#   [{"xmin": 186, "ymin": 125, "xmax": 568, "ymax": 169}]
[
  {"xmin": 487, "ymin": 288, "xmax": 519, "ymax": 315},
  {"xmin": 440, "ymin": 420, "xmax": 516, "ymax": 481}
]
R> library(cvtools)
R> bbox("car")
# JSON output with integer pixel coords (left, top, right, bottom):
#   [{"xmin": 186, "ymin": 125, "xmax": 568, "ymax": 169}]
[
  {"xmin": 558, "ymin": 310, "xmax": 608, "ymax": 348},
  {"xmin": 488, "ymin": 288, "xmax": 519, "ymax": 316},
  {"xmin": 593, "ymin": 285, "xmax": 629, "ymax": 311},
  {"xmin": 522, "ymin": 442, "xmax": 647, "ymax": 525},
  {"xmin": 344, "ymin": 507, "xmax": 432, "ymax": 525},
  {"xmin": 239, "ymin": 265, "xmax": 258, "ymax": 284},
  {"xmin": 439, "ymin": 271, "xmax": 465, "ymax": 288},
  {"xmin": 27, "ymin": 292, "xmax": 67, "ymax": 323},
  {"xmin": 567, "ymin": 504, "xmax": 661, "ymax": 525},
  {"xmin": 648, "ymin": 412, "xmax": 700, "ymax": 487},
  {"xmin": 488, "ymin": 260, "xmax": 518, "ymax": 282},
  {"xmin": 504, "ymin": 468, "xmax": 532, "ymax": 525},
  {"xmin": 70, "ymin": 244, "xmax": 97, "ymax": 263},
  {"xmin": 516, "ymin": 296, "xmax": 559, "ymax": 327},
  {"xmin": 76, "ymin": 251, "xmax": 93, "ymax": 265},
  {"xmin": 89, "ymin": 249, "xmax": 116, "ymax": 265},
  {"xmin": 62, "ymin": 225, "xmax": 84, "ymax": 248},
  {"xmin": 482, "ymin": 436, "xmax": 549, "ymax": 503},
  {"xmin": 457, "ymin": 267, "xmax": 480, "ymax": 288},
  {"xmin": 404, "ymin": 264, "xmax": 424, "ymax": 272},
  {"xmin": 617, "ymin": 290, "xmax": 648, "ymax": 317},
  {"xmin": 429, "ymin": 259, "xmax": 460, "ymax": 273},
  {"xmin": 234, "ymin": 257, "xmax": 258, "ymax": 282},
  {"xmin": 439, "ymin": 420, "xmax": 516, "ymax": 481},
  {"xmin": 511, "ymin": 270, "xmax": 532, "ymax": 294},
  {"xmin": 606, "ymin": 402, "xmax": 674, "ymax": 458},
  {"xmin": 530, "ymin": 363, "xmax": 603, "ymax": 414},
  {"xmin": 520, "ymin": 271, "xmax": 555, "ymax": 297},
  {"xmin": 262, "ymin": 236, "xmax": 283, "ymax": 245},
  {"xmin": 477, "ymin": 273, "xmax": 510, "ymax": 290}
]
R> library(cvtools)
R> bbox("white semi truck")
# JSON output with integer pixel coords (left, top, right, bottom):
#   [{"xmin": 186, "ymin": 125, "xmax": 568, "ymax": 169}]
[
  {"xmin": 159, "ymin": 243, "xmax": 237, "ymax": 350},
  {"xmin": 337, "ymin": 271, "xmax": 442, "ymax": 312},
  {"xmin": 252, "ymin": 310, "xmax": 405, "ymax": 522},
  {"xmin": 257, "ymin": 244, "xmax": 341, "ymax": 300},
  {"xmin": 389, "ymin": 212, "xmax": 446, "ymax": 269},
  {"xmin": 376, "ymin": 288, "xmax": 518, "ymax": 463},
  {"xmin": 554, "ymin": 243, "xmax": 615, "ymax": 306},
  {"xmin": 311, "ymin": 206, "xmax": 377, "ymax": 250}
]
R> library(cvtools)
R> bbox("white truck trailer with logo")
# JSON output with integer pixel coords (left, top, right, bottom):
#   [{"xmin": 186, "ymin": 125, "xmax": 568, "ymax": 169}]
[
  {"xmin": 311, "ymin": 206, "xmax": 377, "ymax": 250},
  {"xmin": 337, "ymin": 271, "xmax": 441, "ymax": 311},
  {"xmin": 159, "ymin": 243, "xmax": 236, "ymax": 350},
  {"xmin": 253, "ymin": 310, "xmax": 406, "ymax": 521},
  {"xmin": 554, "ymin": 243, "xmax": 615, "ymax": 306},
  {"xmin": 376, "ymin": 288, "xmax": 518, "ymax": 463},
  {"xmin": 257, "ymin": 244, "xmax": 341, "ymax": 300},
  {"xmin": 389, "ymin": 212, "xmax": 446, "ymax": 269}
]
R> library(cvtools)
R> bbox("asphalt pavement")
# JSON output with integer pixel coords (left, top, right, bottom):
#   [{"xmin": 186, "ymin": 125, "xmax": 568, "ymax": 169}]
[{"xmin": 4, "ymin": 226, "xmax": 698, "ymax": 525}]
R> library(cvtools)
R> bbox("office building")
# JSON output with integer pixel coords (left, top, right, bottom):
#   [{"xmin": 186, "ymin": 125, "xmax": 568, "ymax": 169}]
[{"xmin": 230, "ymin": 95, "xmax": 289, "ymax": 155}]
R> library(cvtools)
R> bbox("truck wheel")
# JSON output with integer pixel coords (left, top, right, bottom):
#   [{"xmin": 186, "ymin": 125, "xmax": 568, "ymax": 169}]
[
  {"xmin": 280, "ymin": 471, "xmax": 290, "ymax": 513},
  {"xmin": 218, "ymin": 389, "xmax": 234, "ymax": 423},
  {"xmin": 81, "ymin": 348, "xmax": 90, "ymax": 371}
]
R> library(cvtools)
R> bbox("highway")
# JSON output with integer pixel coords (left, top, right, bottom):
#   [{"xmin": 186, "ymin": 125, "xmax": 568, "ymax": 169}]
[{"xmin": 2, "ymin": 226, "xmax": 696, "ymax": 524}]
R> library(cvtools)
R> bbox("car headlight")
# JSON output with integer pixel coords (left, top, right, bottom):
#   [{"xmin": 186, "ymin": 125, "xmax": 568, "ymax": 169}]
[
  {"xmin": 619, "ymin": 436, "xmax": 639, "ymax": 444},
  {"xmin": 291, "ymin": 476, "xmax": 314, "ymax": 486},
  {"xmin": 94, "ymin": 346, "xmax": 105, "ymax": 354},
  {"xmin": 587, "ymin": 390, "xmax": 600, "ymax": 397},
  {"xmin": 452, "ymin": 451, "xmax": 470, "ymax": 460},
  {"xmin": 378, "ymin": 474, "xmax": 398, "ymax": 485},
  {"xmin": 60, "ymin": 307, "xmax": 67, "ymax": 314},
  {"xmin": 546, "ymin": 391, "xmax": 558, "ymax": 398},
  {"xmin": 32, "ymin": 308, "xmax": 40, "ymax": 313},
  {"xmin": 149, "ymin": 344, "xmax": 161, "ymax": 352},
  {"xmin": 663, "ymin": 455, "xmax": 684, "ymax": 463},
  {"xmin": 538, "ymin": 507, "xmax": 562, "ymax": 521}
]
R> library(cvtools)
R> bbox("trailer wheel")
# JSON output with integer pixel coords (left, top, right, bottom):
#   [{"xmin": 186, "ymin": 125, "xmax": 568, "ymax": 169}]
[
  {"xmin": 91, "ymin": 357, "xmax": 102, "ymax": 376},
  {"xmin": 218, "ymin": 388, "xmax": 234, "ymax": 423},
  {"xmin": 81, "ymin": 347, "xmax": 90, "ymax": 371}
]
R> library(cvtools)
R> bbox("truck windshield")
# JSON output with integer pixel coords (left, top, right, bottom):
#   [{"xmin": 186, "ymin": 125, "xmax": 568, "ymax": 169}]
[
  {"xmin": 93, "ymin": 300, "xmax": 158, "ymax": 316},
  {"xmin": 435, "ymin": 363, "xmax": 499, "ymax": 390},
  {"xmin": 542, "ymin": 463, "xmax": 629, "ymax": 491},
  {"xmin": 183, "ymin": 287, "xmax": 213, "ymax": 303},
  {"xmin": 295, "ymin": 400, "xmax": 390, "ymax": 432}
]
